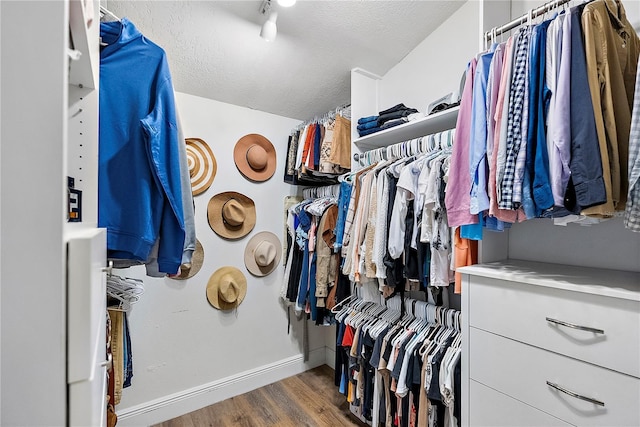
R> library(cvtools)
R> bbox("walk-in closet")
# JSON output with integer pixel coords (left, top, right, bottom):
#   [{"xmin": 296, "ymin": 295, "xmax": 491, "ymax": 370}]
[{"xmin": 1, "ymin": 1, "xmax": 639, "ymax": 426}]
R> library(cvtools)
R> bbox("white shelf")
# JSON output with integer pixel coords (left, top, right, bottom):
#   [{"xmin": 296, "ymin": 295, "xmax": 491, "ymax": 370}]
[
  {"xmin": 353, "ymin": 105, "xmax": 459, "ymax": 151},
  {"xmin": 459, "ymin": 259, "xmax": 640, "ymax": 302},
  {"xmin": 69, "ymin": 0, "xmax": 99, "ymax": 89}
]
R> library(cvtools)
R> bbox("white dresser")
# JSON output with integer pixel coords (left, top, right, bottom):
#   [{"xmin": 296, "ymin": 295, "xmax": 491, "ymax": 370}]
[{"xmin": 459, "ymin": 259, "xmax": 640, "ymax": 427}]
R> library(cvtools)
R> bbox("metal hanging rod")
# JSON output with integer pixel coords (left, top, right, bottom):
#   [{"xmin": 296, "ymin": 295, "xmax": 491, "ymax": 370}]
[
  {"xmin": 100, "ymin": 5, "xmax": 120, "ymax": 22},
  {"xmin": 484, "ymin": 0, "xmax": 572, "ymax": 42}
]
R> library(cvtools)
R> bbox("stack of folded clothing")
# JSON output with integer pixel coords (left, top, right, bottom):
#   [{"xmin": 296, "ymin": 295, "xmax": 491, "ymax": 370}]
[{"xmin": 356, "ymin": 103, "xmax": 420, "ymax": 137}]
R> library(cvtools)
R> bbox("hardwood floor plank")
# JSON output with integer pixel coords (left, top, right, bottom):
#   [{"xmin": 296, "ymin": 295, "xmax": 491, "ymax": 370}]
[{"xmin": 152, "ymin": 366, "xmax": 367, "ymax": 427}]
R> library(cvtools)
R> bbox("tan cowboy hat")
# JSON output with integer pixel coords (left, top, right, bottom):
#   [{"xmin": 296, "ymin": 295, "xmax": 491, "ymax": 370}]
[
  {"xmin": 244, "ymin": 231, "xmax": 282, "ymax": 277},
  {"xmin": 233, "ymin": 133, "xmax": 276, "ymax": 182},
  {"xmin": 206, "ymin": 266, "xmax": 247, "ymax": 310},
  {"xmin": 186, "ymin": 138, "xmax": 217, "ymax": 196},
  {"xmin": 171, "ymin": 239, "xmax": 204, "ymax": 280},
  {"xmin": 207, "ymin": 191, "xmax": 256, "ymax": 239}
]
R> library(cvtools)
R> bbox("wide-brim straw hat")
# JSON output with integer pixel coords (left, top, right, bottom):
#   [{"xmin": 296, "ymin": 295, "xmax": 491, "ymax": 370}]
[
  {"xmin": 244, "ymin": 231, "xmax": 282, "ymax": 276},
  {"xmin": 186, "ymin": 138, "xmax": 217, "ymax": 196},
  {"xmin": 171, "ymin": 239, "xmax": 204, "ymax": 280},
  {"xmin": 233, "ymin": 133, "xmax": 276, "ymax": 182},
  {"xmin": 206, "ymin": 266, "xmax": 247, "ymax": 310},
  {"xmin": 207, "ymin": 191, "xmax": 256, "ymax": 240}
]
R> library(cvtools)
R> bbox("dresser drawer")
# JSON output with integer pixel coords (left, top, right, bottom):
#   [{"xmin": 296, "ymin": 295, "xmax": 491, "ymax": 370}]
[
  {"xmin": 469, "ymin": 380, "xmax": 572, "ymax": 427},
  {"xmin": 470, "ymin": 327, "xmax": 640, "ymax": 427},
  {"xmin": 466, "ymin": 274, "xmax": 640, "ymax": 377}
]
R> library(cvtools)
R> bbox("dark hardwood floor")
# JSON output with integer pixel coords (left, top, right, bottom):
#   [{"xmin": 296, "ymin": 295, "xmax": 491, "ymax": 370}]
[{"xmin": 153, "ymin": 365, "xmax": 368, "ymax": 427}]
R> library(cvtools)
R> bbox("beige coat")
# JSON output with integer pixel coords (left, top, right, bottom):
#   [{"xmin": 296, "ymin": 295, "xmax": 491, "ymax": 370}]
[{"xmin": 582, "ymin": 0, "xmax": 640, "ymax": 216}]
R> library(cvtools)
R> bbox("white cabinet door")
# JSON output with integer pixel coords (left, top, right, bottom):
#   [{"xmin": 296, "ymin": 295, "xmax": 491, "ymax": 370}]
[
  {"xmin": 470, "ymin": 328, "xmax": 640, "ymax": 427},
  {"xmin": 67, "ymin": 227, "xmax": 107, "ymax": 427},
  {"xmin": 469, "ymin": 380, "xmax": 572, "ymax": 427}
]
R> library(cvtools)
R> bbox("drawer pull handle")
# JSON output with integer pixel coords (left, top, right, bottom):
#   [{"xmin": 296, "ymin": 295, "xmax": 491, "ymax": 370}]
[
  {"xmin": 546, "ymin": 381, "xmax": 605, "ymax": 407},
  {"xmin": 100, "ymin": 353, "xmax": 112, "ymax": 369},
  {"xmin": 545, "ymin": 317, "xmax": 604, "ymax": 334}
]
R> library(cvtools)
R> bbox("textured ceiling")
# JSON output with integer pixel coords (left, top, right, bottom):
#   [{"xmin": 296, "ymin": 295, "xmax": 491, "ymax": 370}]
[{"xmin": 107, "ymin": 0, "xmax": 466, "ymax": 120}]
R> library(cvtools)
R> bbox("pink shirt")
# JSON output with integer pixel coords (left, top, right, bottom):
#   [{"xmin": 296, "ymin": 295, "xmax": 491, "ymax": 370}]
[{"xmin": 445, "ymin": 58, "xmax": 479, "ymax": 227}]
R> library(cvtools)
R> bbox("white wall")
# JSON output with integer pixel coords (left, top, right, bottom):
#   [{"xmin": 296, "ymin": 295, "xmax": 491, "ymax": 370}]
[
  {"xmin": 378, "ymin": 1, "xmax": 480, "ymax": 113},
  {"xmin": 1, "ymin": 1, "xmax": 68, "ymax": 426},
  {"xmin": 117, "ymin": 92, "xmax": 327, "ymax": 426}
]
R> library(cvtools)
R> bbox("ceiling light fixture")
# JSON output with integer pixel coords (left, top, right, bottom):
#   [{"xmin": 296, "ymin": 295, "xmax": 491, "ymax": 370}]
[
  {"xmin": 260, "ymin": 11, "xmax": 278, "ymax": 42},
  {"xmin": 277, "ymin": 0, "xmax": 296, "ymax": 7}
]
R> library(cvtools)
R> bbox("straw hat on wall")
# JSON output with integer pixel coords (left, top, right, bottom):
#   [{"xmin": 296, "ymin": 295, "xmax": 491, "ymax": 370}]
[
  {"xmin": 207, "ymin": 191, "xmax": 256, "ymax": 239},
  {"xmin": 206, "ymin": 266, "xmax": 247, "ymax": 310}
]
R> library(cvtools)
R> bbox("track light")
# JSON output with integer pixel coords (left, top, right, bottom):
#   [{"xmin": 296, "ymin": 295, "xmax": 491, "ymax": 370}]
[
  {"xmin": 260, "ymin": 11, "xmax": 277, "ymax": 42},
  {"xmin": 277, "ymin": 0, "xmax": 296, "ymax": 6}
]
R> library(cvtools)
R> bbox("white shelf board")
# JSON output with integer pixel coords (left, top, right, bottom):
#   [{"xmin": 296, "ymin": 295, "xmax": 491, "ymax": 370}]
[
  {"xmin": 353, "ymin": 105, "xmax": 459, "ymax": 151},
  {"xmin": 69, "ymin": 0, "xmax": 98, "ymax": 89},
  {"xmin": 459, "ymin": 259, "xmax": 640, "ymax": 302}
]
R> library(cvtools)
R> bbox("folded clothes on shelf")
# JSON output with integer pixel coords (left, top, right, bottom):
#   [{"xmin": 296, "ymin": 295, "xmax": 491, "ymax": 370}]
[
  {"xmin": 356, "ymin": 103, "xmax": 419, "ymax": 137},
  {"xmin": 357, "ymin": 115, "xmax": 378, "ymax": 125}
]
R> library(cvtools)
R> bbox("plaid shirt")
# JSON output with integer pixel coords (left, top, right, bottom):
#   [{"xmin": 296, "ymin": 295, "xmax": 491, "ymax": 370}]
[
  {"xmin": 625, "ymin": 56, "xmax": 640, "ymax": 232},
  {"xmin": 500, "ymin": 28, "xmax": 531, "ymax": 210}
]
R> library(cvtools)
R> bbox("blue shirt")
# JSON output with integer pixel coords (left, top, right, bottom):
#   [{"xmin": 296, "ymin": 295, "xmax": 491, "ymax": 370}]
[
  {"xmin": 527, "ymin": 19, "xmax": 555, "ymax": 213},
  {"xmin": 99, "ymin": 19, "xmax": 185, "ymax": 274},
  {"xmin": 469, "ymin": 48, "xmax": 495, "ymax": 215}
]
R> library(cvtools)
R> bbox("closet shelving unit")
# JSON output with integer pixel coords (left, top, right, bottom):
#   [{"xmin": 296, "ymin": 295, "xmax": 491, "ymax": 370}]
[
  {"xmin": 67, "ymin": 1, "xmax": 108, "ymax": 427},
  {"xmin": 456, "ymin": 1, "xmax": 640, "ymax": 426},
  {"xmin": 348, "ymin": 1, "xmax": 640, "ymax": 426}
]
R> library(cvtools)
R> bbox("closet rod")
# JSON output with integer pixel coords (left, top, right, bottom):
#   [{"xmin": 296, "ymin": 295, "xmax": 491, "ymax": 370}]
[
  {"xmin": 100, "ymin": 5, "xmax": 120, "ymax": 21},
  {"xmin": 484, "ymin": 0, "xmax": 571, "ymax": 42}
]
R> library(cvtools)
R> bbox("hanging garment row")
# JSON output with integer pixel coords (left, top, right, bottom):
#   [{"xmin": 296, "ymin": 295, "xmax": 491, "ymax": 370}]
[
  {"xmin": 354, "ymin": 129, "xmax": 456, "ymax": 169},
  {"xmin": 280, "ymin": 126, "xmax": 476, "ymax": 333},
  {"xmin": 445, "ymin": 0, "xmax": 640, "ymax": 234},
  {"xmin": 280, "ymin": 188, "xmax": 347, "ymax": 325},
  {"xmin": 333, "ymin": 295, "xmax": 461, "ymax": 427},
  {"xmin": 284, "ymin": 104, "xmax": 352, "ymax": 186},
  {"xmin": 341, "ymin": 128, "xmax": 477, "ymax": 297}
]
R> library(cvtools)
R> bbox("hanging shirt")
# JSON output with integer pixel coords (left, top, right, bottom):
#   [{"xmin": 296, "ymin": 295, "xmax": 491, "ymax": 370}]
[
  {"xmin": 567, "ymin": 4, "xmax": 607, "ymax": 211},
  {"xmin": 499, "ymin": 27, "xmax": 530, "ymax": 210},
  {"xmin": 581, "ymin": 0, "xmax": 640, "ymax": 216},
  {"xmin": 625, "ymin": 55, "xmax": 640, "ymax": 232},
  {"xmin": 548, "ymin": 13, "xmax": 573, "ymax": 208},
  {"xmin": 445, "ymin": 58, "xmax": 478, "ymax": 227},
  {"xmin": 469, "ymin": 48, "xmax": 494, "ymax": 215},
  {"xmin": 99, "ymin": 19, "xmax": 185, "ymax": 274},
  {"xmin": 491, "ymin": 36, "xmax": 522, "ymax": 223},
  {"xmin": 373, "ymin": 167, "xmax": 390, "ymax": 281},
  {"xmin": 527, "ymin": 19, "xmax": 555, "ymax": 214},
  {"xmin": 512, "ymin": 27, "xmax": 532, "ymax": 207}
]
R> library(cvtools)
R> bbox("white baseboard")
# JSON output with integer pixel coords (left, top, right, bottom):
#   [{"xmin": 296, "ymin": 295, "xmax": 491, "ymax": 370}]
[{"xmin": 116, "ymin": 348, "xmax": 327, "ymax": 427}]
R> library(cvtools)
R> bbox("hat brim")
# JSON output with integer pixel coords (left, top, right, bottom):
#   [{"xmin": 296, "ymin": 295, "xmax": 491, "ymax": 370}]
[
  {"xmin": 171, "ymin": 239, "xmax": 204, "ymax": 280},
  {"xmin": 186, "ymin": 138, "xmax": 217, "ymax": 196},
  {"xmin": 206, "ymin": 266, "xmax": 247, "ymax": 310},
  {"xmin": 244, "ymin": 231, "xmax": 282, "ymax": 277},
  {"xmin": 207, "ymin": 191, "xmax": 256, "ymax": 240},
  {"xmin": 233, "ymin": 134, "xmax": 276, "ymax": 182}
]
